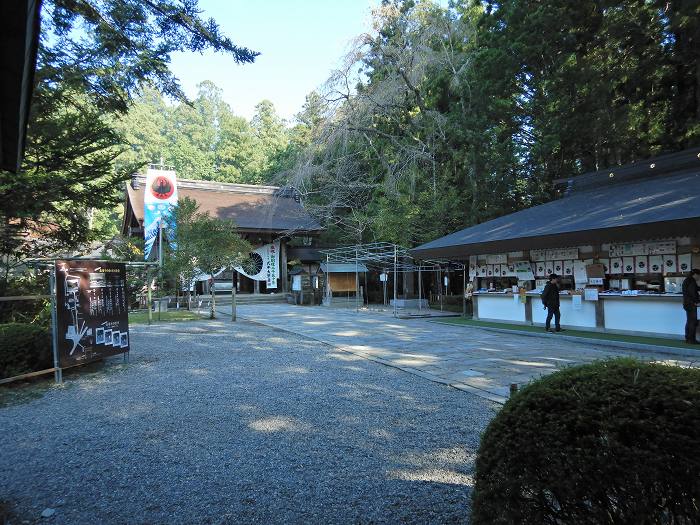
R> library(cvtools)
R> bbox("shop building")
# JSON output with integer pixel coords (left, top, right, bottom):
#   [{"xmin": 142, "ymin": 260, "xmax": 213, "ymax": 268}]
[{"xmin": 412, "ymin": 148, "xmax": 700, "ymax": 338}]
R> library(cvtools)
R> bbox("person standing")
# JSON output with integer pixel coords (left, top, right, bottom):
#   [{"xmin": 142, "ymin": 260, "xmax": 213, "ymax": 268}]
[
  {"xmin": 682, "ymin": 269, "xmax": 700, "ymax": 344},
  {"xmin": 542, "ymin": 273, "xmax": 561, "ymax": 332}
]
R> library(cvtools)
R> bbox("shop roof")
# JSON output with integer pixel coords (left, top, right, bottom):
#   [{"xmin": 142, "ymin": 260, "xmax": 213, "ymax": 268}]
[
  {"xmin": 320, "ymin": 263, "xmax": 369, "ymax": 273},
  {"xmin": 124, "ymin": 176, "xmax": 323, "ymax": 235},
  {"xmin": 412, "ymin": 154, "xmax": 700, "ymax": 259},
  {"xmin": 0, "ymin": 0, "xmax": 41, "ymax": 172}
]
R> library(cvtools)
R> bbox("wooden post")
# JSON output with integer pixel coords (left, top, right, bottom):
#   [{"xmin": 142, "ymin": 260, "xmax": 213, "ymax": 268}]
[
  {"xmin": 231, "ymin": 270, "xmax": 237, "ymax": 322},
  {"xmin": 462, "ymin": 267, "xmax": 467, "ymax": 317},
  {"xmin": 147, "ymin": 269, "xmax": 153, "ymax": 325}
]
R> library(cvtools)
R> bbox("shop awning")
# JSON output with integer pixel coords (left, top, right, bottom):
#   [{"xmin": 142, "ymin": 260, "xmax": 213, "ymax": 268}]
[
  {"xmin": 320, "ymin": 263, "xmax": 368, "ymax": 273},
  {"xmin": 412, "ymin": 166, "xmax": 700, "ymax": 259},
  {"xmin": 0, "ymin": 0, "xmax": 41, "ymax": 173}
]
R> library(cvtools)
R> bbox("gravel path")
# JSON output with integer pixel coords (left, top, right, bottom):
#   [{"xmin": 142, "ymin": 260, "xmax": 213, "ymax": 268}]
[{"xmin": 1, "ymin": 320, "xmax": 497, "ymax": 524}]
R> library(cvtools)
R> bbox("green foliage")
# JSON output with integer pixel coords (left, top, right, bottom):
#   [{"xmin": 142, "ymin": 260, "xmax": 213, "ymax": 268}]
[
  {"xmin": 0, "ymin": 273, "xmax": 50, "ymax": 325},
  {"xmin": 164, "ymin": 197, "xmax": 251, "ymax": 317},
  {"xmin": 114, "ymin": 86, "xmax": 301, "ymax": 185},
  {"xmin": 0, "ymin": 0, "xmax": 257, "ymax": 282},
  {"xmin": 472, "ymin": 358, "xmax": 700, "ymax": 524},
  {"xmin": 0, "ymin": 324, "xmax": 52, "ymax": 379},
  {"xmin": 289, "ymin": 0, "xmax": 700, "ymax": 246}
]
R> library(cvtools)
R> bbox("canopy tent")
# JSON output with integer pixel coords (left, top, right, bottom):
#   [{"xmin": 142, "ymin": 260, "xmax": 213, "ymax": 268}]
[
  {"xmin": 320, "ymin": 263, "xmax": 369, "ymax": 273},
  {"xmin": 319, "ymin": 242, "xmax": 465, "ymax": 316},
  {"xmin": 318, "ymin": 262, "xmax": 368, "ymax": 293}
]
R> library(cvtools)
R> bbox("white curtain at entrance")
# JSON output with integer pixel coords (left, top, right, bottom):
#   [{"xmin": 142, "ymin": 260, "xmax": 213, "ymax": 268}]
[{"xmin": 234, "ymin": 241, "xmax": 280, "ymax": 289}]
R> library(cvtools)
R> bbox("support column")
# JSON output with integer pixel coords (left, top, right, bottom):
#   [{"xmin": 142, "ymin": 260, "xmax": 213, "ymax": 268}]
[
  {"xmin": 355, "ymin": 248, "xmax": 359, "ymax": 312},
  {"xmin": 393, "ymin": 245, "xmax": 398, "ymax": 317},
  {"xmin": 254, "ymin": 279, "xmax": 260, "ymax": 294},
  {"xmin": 462, "ymin": 267, "xmax": 467, "ymax": 317},
  {"xmin": 418, "ymin": 266, "xmax": 422, "ymax": 312},
  {"xmin": 403, "ymin": 256, "xmax": 414, "ymax": 297}
]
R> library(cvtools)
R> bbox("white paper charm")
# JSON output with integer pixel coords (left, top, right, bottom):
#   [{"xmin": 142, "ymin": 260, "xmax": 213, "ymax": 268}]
[
  {"xmin": 678, "ymin": 253, "xmax": 692, "ymax": 273},
  {"xmin": 635, "ymin": 256, "xmax": 648, "ymax": 274}
]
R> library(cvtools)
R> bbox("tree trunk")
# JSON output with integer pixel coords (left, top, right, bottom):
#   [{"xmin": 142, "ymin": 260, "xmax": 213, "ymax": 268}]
[{"xmin": 209, "ymin": 275, "xmax": 216, "ymax": 319}]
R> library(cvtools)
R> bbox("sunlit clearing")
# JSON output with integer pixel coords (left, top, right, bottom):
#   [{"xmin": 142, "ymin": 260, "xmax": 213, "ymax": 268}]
[
  {"xmin": 248, "ymin": 416, "xmax": 310, "ymax": 433},
  {"xmin": 387, "ymin": 468, "xmax": 474, "ymax": 486}
]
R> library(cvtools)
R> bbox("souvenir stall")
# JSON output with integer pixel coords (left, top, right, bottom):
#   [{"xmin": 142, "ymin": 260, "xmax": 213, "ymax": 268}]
[
  {"xmin": 412, "ymin": 148, "xmax": 700, "ymax": 339},
  {"xmin": 463, "ymin": 240, "xmax": 695, "ymax": 337}
]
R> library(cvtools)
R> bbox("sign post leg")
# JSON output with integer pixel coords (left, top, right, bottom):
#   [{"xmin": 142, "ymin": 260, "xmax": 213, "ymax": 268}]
[{"xmin": 49, "ymin": 268, "xmax": 62, "ymax": 384}]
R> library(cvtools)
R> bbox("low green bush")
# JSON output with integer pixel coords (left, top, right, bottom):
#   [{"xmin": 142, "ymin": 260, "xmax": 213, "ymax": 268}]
[
  {"xmin": 472, "ymin": 358, "xmax": 700, "ymax": 524},
  {"xmin": 0, "ymin": 323, "xmax": 52, "ymax": 379}
]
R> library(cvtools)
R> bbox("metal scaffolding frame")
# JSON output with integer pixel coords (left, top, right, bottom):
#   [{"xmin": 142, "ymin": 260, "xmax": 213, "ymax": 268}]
[{"xmin": 319, "ymin": 242, "xmax": 465, "ymax": 318}]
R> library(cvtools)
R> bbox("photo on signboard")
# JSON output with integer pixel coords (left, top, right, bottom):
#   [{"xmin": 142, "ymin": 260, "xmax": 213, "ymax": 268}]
[
  {"xmin": 89, "ymin": 273, "xmax": 107, "ymax": 288},
  {"xmin": 120, "ymin": 332, "xmax": 128, "ymax": 348},
  {"xmin": 112, "ymin": 331, "xmax": 120, "ymax": 346},
  {"xmin": 95, "ymin": 327, "xmax": 105, "ymax": 345},
  {"xmin": 103, "ymin": 329, "xmax": 112, "ymax": 346}
]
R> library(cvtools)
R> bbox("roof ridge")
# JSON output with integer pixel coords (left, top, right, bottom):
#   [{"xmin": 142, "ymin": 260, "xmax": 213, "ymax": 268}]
[{"xmin": 132, "ymin": 174, "xmax": 280, "ymax": 194}]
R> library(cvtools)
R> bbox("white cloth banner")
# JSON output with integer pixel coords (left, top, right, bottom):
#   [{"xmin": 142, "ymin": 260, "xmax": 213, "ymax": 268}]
[{"xmin": 235, "ymin": 241, "xmax": 280, "ymax": 289}]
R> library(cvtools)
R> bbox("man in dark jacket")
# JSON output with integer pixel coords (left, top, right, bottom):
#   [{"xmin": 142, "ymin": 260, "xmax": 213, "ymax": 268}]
[
  {"xmin": 682, "ymin": 269, "xmax": 700, "ymax": 344},
  {"xmin": 541, "ymin": 273, "xmax": 561, "ymax": 332}
]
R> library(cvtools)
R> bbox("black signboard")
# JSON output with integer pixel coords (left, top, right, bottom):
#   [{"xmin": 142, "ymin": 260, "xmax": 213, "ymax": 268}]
[{"xmin": 55, "ymin": 260, "xmax": 129, "ymax": 367}]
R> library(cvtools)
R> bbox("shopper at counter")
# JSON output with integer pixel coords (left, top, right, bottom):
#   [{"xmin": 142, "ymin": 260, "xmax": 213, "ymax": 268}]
[
  {"xmin": 682, "ymin": 269, "xmax": 700, "ymax": 344},
  {"xmin": 542, "ymin": 274, "xmax": 562, "ymax": 333}
]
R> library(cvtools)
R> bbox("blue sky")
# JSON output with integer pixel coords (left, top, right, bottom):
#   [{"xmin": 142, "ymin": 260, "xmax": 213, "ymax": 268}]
[{"xmin": 169, "ymin": 0, "xmax": 380, "ymax": 123}]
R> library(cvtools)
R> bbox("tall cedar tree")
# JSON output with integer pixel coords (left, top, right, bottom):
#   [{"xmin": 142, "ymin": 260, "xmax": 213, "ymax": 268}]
[{"xmin": 0, "ymin": 0, "xmax": 257, "ymax": 290}]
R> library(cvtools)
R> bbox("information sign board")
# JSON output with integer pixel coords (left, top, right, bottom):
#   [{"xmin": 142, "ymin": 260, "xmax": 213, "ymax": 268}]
[{"xmin": 55, "ymin": 260, "xmax": 129, "ymax": 367}]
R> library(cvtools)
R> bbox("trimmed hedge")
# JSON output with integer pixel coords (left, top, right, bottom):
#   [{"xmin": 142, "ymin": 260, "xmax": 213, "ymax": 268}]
[
  {"xmin": 472, "ymin": 358, "xmax": 700, "ymax": 524},
  {"xmin": 0, "ymin": 323, "xmax": 52, "ymax": 379}
]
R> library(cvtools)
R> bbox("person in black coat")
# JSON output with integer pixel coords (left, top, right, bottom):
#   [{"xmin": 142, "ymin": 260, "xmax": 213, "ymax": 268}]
[
  {"xmin": 541, "ymin": 273, "xmax": 561, "ymax": 332},
  {"xmin": 682, "ymin": 269, "xmax": 700, "ymax": 344}
]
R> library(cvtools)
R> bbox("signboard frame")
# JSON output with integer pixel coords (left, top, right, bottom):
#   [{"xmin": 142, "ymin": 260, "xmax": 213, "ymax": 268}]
[{"xmin": 52, "ymin": 259, "xmax": 131, "ymax": 382}]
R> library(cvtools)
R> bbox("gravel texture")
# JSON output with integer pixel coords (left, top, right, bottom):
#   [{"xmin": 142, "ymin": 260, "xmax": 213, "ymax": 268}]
[{"xmin": 1, "ymin": 319, "xmax": 497, "ymax": 524}]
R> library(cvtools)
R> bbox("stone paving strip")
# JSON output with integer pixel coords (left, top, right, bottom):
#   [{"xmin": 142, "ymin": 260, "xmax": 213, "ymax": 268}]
[{"xmin": 222, "ymin": 303, "xmax": 698, "ymax": 404}]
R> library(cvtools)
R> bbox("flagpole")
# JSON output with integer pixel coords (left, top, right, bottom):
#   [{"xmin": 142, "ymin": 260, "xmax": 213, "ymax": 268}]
[{"xmin": 158, "ymin": 220, "xmax": 163, "ymax": 321}]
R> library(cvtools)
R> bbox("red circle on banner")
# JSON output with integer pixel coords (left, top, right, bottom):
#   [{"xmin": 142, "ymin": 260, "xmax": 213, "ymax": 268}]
[{"xmin": 150, "ymin": 176, "xmax": 174, "ymax": 200}]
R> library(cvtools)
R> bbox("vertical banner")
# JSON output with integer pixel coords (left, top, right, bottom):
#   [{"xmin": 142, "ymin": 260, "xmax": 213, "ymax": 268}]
[
  {"xmin": 143, "ymin": 167, "xmax": 178, "ymax": 260},
  {"xmin": 55, "ymin": 260, "xmax": 129, "ymax": 368},
  {"xmin": 266, "ymin": 241, "xmax": 278, "ymax": 288}
]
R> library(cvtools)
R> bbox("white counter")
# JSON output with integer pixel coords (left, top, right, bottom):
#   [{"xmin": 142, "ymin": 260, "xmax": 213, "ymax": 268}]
[
  {"xmin": 476, "ymin": 293, "xmax": 527, "ymax": 323},
  {"xmin": 473, "ymin": 292, "xmax": 687, "ymax": 338},
  {"xmin": 531, "ymin": 295, "xmax": 597, "ymax": 328},
  {"xmin": 602, "ymin": 295, "xmax": 684, "ymax": 336}
]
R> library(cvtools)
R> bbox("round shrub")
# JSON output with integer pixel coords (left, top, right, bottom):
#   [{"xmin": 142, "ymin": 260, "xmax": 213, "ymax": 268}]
[
  {"xmin": 472, "ymin": 358, "xmax": 700, "ymax": 524},
  {"xmin": 0, "ymin": 323, "xmax": 52, "ymax": 379}
]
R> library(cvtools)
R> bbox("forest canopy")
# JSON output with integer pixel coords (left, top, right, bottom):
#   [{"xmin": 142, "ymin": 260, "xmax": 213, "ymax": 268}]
[
  {"xmin": 4, "ymin": 0, "xmax": 699, "ymax": 265},
  {"xmin": 119, "ymin": 0, "xmax": 700, "ymax": 247}
]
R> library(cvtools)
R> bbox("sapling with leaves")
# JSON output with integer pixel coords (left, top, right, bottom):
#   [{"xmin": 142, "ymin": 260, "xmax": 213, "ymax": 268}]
[{"xmin": 165, "ymin": 197, "xmax": 251, "ymax": 318}]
